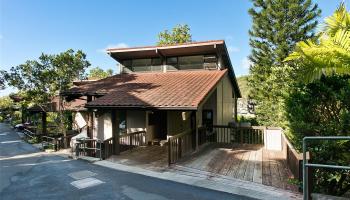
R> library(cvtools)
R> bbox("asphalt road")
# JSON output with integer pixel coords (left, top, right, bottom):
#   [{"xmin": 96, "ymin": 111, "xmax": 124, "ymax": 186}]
[{"xmin": 0, "ymin": 123, "xmax": 254, "ymax": 200}]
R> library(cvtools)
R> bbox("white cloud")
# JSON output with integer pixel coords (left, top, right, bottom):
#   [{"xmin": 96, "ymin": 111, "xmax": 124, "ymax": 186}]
[
  {"xmin": 97, "ymin": 43, "xmax": 128, "ymax": 53},
  {"xmin": 225, "ymin": 35, "xmax": 233, "ymax": 41},
  {"xmin": 241, "ymin": 57, "xmax": 253, "ymax": 69},
  {"xmin": 227, "ymin": 46, "xmax": 240, "ymax": 53}
]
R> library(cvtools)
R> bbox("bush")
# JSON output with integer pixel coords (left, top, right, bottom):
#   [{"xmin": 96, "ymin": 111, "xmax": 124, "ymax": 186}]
[{"xmin": 285, "ymin": 75, "xmax": 350, "ymax": 196}]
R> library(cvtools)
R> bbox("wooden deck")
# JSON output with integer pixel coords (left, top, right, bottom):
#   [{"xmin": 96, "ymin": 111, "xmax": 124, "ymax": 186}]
[
  {"xmin": 179, "ymin": 144, "xmax": 298, "ymax": 191},
  {"xmin": 106, "ymin": 145, "xmax": 168, "ymax": 171},
  {"xmin": 106, "ymin": 143, "xmax": 298, "ymax": 192}
]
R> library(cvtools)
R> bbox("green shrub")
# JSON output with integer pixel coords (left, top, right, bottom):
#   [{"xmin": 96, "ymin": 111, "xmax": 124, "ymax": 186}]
[{"xmin": 285, "ymin": 75, "xmax": 350, "ymax": 196}]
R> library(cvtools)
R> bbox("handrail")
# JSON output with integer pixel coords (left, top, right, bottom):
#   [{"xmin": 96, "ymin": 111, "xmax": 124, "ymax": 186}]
[
  {"xmin": 168, "ymin": 129, "xmax": 191, "ymax": 141},
  {"xmin": 75, "ymin": 137, "xmax": 102, "ymax": 160},
  {"xmin": 168, "ymin": 129, "xmax": 193, "ymax": 165},
  {"xmin": 41, "ymin": 135, "xmax": 59, "ymax": 151},
  {"xmin": 22, "ymin": 128, "xmax": 35, "ymax": 139},
  {"xmin": 120, "ymin": 131, "xmax": 146, "ymax": 136},
  {"xmin": 302, "ymin": 136, "xmax": 350, "ymax": 200}
]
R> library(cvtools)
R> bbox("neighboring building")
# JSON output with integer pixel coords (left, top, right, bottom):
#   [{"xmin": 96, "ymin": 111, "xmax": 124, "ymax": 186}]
[{"xmin": 61, "ymin": 40, "xmax": 241, "ymax": 155}]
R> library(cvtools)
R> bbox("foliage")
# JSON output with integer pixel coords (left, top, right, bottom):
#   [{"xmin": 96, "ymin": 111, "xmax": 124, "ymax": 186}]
[
  {"xmin": 237, "ymin": 115, "xmax": 258, "ymax": 126},
  {"xmin": 248, "ymin": 0, "xmax": 321, "ymax": 127},
  {"xmin": 0, "ymin": 70, "xmax": 6, "ymax": 90},
  {"xmin": 285, "ymin": 75, "xmax": 350, "ymax": 195},
  {"xmin": 3, "ymin": 49, "xmax": 90, "ymax": 105},
  {"xmin": 285, "ymin": 3, "xmax": 350, "ymax": 83},
  {"xmin": 87, "ymin": 67, "xmax": 113, "ymax": 80},
  {"xmin": 27, "ymin": 136, "xmax": 40, "ymax": 144},
  {"xmin": 236, "ymin": 75, "xmax": 251, "ymax": 99},
  {"xmin": 157, "ymin": 24, "xmax": 192, "ymax": 45},
  {"xmin": 3, "ymin": 49, "xmax": 90, "ymax": 147},
  {"xmin": 0, "ymin": 96, "xmax": 21, "ymax": 123}
]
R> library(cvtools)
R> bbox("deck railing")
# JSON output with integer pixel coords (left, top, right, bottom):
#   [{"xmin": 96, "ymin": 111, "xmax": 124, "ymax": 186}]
[
  {"xmin": 119, "ymin": 131, "xmax": 146, "ymax": 152},
  {"xmin": 168, "ymin": 129, "xmax": 193, "ymax": 165},
  {"xmin": 75, "ymin": 138, "xmax": 102, "ymax": 160},
  {"xmin": 201, "ymin": 125, "xmax": 265, "ymax": 145},
  {"xmin": 103, "ymin": 137, "xmax": 114, "ymax": 159},
  {"xmin": 101, "ymin": 130, "xmax": 147, "ymax": 159},
  {"xmin": 281, "ymin": 133, "xmax": 305, "ymax": 182}
]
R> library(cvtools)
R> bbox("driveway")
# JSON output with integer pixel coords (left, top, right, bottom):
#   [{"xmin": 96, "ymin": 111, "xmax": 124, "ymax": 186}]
[{"xmin": 0, "ymin": 123, "xmax": 253, "ymax": 200}]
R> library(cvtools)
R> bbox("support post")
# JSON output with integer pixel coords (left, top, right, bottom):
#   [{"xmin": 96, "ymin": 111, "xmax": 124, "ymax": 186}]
[
  {"xmin": 234, "ymin": 97, "xmax": 238, "ymax": 122},
  {"xmin": 87, "ymin": 111, "xmax": 93, "ymax": 139},
  {"xmin": 42, "ymin": 112, "xmax": 47, "ymax": 136},
  {"xmin": 111, "ymin": 110, "xmax": 120, "ymax": 155},
  {"xmin": 195, "ymin": 111, "xmax": 199, "ymax": 150}
]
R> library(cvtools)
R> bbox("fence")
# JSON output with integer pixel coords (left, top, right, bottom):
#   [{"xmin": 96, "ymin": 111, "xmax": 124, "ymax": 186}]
[
  {"xmin": 211, "ymin": 125, "xmax": 264, "ymax": 144},
  {"xmin": 119, "ymin": 131, "xmax": 146, "ymax": 152},
  {"xmin": 103, "ymin": 137, "xmax": 114, "ymax": 159},
  {"xmin": 168, "ymin": 129, "xmax": 193, "ymax": 165},
  {"xmin": 75, "ymin": 138, "xmax": 102, "ymax": 160}
]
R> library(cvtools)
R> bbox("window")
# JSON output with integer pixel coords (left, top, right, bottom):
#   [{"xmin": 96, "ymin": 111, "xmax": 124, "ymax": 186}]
[
  {"xmin": 123, "ymin": 58, "xmax": 162, "ymax": 72},
  {"xmin": 178, "ymin": 55, "xmax": 204, "ymax": 70},
  {"xmin": 204, "ymin": 55, "xmax": 218, "ymax": 69},
  {"xmin": 166, "ymin": 57, "xmax": 178, "ymax": 70},
  {"xmin": 132, "ymin": 59, "xmax": 152, "ymax": 72},
  {"xmin": 118, "ymin": 111, "xmax": 127, "ymax": 135},
  {"xmin": 122, "ymin": 60, "xmax": 132, "ymax": 68}
]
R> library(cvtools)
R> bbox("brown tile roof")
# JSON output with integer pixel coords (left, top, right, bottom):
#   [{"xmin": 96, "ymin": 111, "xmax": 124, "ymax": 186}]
[{"xmin": 63, "ymin": 70, "xmax": 228, "ymax": 110}]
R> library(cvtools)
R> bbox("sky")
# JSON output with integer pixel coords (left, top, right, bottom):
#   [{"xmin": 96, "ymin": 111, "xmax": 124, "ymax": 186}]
[{"xmin": 0, "ymin": 0, "xmax": 346, "ymax": 96}]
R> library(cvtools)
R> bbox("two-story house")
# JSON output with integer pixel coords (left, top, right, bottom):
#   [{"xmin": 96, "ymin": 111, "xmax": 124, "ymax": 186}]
[{"xmin": 61, "ymin": 40, "xmax": 241, "ymax": 157}]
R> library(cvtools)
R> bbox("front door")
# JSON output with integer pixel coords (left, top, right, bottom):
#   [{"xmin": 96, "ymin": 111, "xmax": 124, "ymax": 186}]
[
  {"xmin": 148, "ymin": 111, "xmax": 167, "ymax": 140},
  {"xmin": 202, "ymin": 110, "xmax": 213, "ymax": 131}
]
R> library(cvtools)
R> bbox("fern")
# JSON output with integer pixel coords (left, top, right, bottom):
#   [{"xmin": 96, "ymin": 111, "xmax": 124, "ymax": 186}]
[{"xmin": 285, "ymin": 3, "xmax": 350, "ymax": 83}]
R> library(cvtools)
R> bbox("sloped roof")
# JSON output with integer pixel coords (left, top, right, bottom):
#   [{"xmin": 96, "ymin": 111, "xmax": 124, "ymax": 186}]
[
  {"xmin": 63, "ymin": 70, "xmax": 228, "ymax": 110},
  {"xmin": 106, "ymin": 40, "xmax": 241, "ymax": 98}
]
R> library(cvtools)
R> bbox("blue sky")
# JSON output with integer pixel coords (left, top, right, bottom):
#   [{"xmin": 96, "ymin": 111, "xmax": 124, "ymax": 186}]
[{"xmin": 0, "ymin": 0, "xmax": 344, "ymax": 96}]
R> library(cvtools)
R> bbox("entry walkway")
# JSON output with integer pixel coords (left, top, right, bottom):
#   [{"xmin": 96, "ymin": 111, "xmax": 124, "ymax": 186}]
[
  {"xmin": 105, "ymin": 143, "xmax": 298, "ymax": 192},
  {"xmin": 106, "ymin": 145, "xmax": 168, "ymax": 171},
  {"xmin": 178, "ymin": 144, "xmax": 298, "ymax": 191}
]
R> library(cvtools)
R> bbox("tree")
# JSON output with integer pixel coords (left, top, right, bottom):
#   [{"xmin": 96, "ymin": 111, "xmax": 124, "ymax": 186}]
[
  {"xmin": 285, "ymin": 3, "xmax": 350, "ymax": 83},
  {"xmin": 283, "ymin": 4, "xmax": 350, "ymax": 196},
  {"xmin": 0, "ymin": 70, "xmax": 6, "ymax": 90},
  {"xmin": 87, "ymin": 67, "xmax": 114, "ymax": 80},
  {"xmin": 4, "ymin": 49, "xmax": 90, "ymax": 105},
  {"xmin": 4, "ymin": 49, "xmax": 90, "ymax": 147},
  {"xmin": 248, "ymin": 0, "xmax": 321, "ymax": 126},
  {"xmin": 157, "ymin": 24, "xmax": 192, "ymax": 45}
]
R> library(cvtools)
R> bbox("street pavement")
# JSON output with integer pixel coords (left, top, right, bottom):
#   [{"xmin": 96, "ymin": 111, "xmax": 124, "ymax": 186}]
[{"xmin": 0, "ymin": 123, "xmax": 254, "ymax": 200}]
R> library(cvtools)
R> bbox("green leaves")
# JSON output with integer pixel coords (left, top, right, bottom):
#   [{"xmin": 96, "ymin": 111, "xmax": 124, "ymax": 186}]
[
  {"xmin": 248, "ymin": 0, "xmax": 320, "ymax": 126},
  {"xmin": 3, "ymin": 49, "xmax": 90, "ymax": 105},
  {"xmin": 285, "ymin": 3, "xmax": 350, "ymax": 83},
  {"xmin": 87, "ymin": 67, "xmax": 114, "ymax": 80},
  {"xmin": 157, "ymin": 24, "xmax": 192, "ymax": 45}
]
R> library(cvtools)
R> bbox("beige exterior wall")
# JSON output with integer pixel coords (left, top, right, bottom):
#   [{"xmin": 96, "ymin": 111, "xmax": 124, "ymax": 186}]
[
  {"xmin": 199, "ymin": 73, "xmax": 234, "ymax": 125},
  {"xmin": 222, "ymin": 74, "xmax": 234, "ymax": 124},
  {"xmin": 167, "ymin": 111, "xmax": 191, "ymax": 136},
  {"xmin": 94, "ymin": 112, "xmax": 113, "ymax": 140}
]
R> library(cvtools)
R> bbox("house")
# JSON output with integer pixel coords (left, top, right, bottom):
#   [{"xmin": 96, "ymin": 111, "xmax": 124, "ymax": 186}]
[{"xmin": 61, "ymin": 40, "xmax": 241, "ymax": 156}]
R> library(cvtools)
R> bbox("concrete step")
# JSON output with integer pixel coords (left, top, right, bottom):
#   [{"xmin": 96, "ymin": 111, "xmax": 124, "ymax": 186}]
[{"xmin": 78, "ymin": 156, "xmax": 101, "ymax": 163}]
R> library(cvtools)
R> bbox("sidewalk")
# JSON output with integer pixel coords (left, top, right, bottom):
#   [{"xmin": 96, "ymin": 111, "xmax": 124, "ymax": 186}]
[{"xmin": 93, "ymin": 159, "xmax": 302, "ymax": 200}]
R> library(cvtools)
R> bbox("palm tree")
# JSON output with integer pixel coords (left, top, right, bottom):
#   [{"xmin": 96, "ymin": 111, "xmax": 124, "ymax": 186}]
[{"xmin": 285, "ymin": 3, "xmax": 350, "ymax": 83}]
